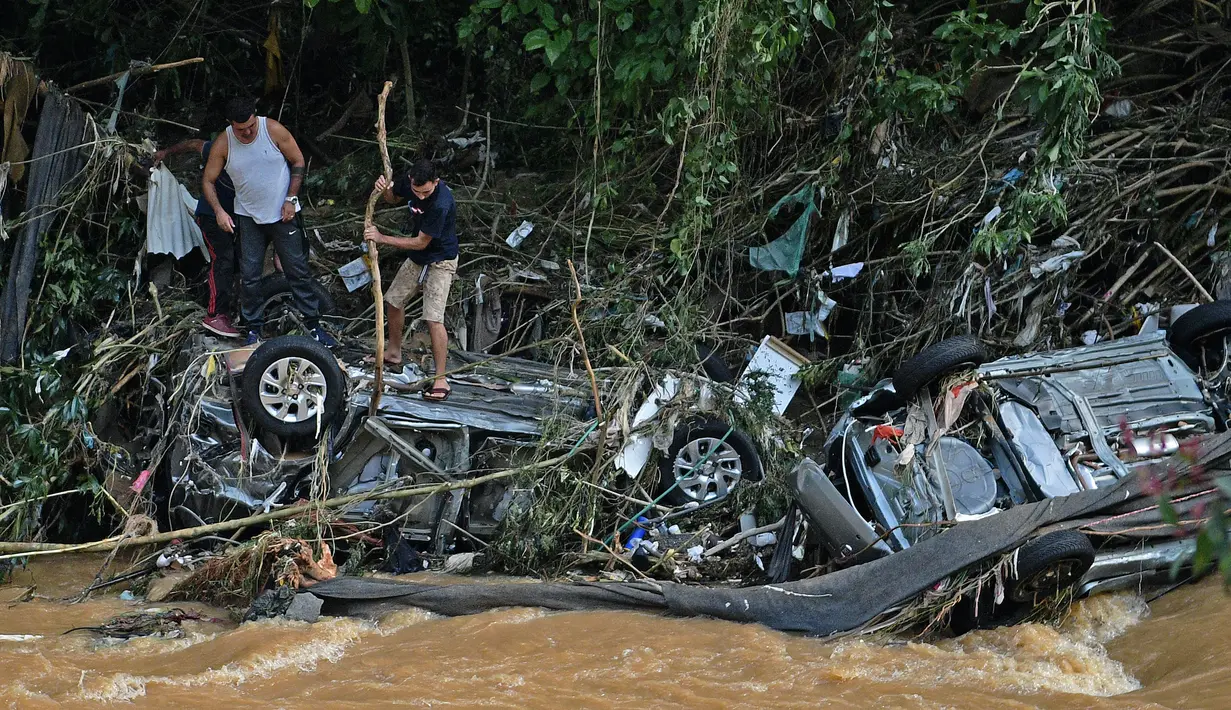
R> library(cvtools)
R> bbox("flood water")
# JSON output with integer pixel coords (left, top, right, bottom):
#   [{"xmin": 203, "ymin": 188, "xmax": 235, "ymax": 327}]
[{"xmin": 1, "ymin": 556, "xmax": 1227, "ymax": 709}]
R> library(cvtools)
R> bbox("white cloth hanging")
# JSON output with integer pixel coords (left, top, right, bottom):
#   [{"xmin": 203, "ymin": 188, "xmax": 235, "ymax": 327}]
[{"xmin": 145, "ymin": 164, "xmax": 209, "ymax": 261}]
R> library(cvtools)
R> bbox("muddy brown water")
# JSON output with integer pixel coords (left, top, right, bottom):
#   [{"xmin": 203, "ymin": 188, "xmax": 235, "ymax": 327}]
[{"xmin": 1, "ymin": 557, "xmax": 1227, "ymax": 709}]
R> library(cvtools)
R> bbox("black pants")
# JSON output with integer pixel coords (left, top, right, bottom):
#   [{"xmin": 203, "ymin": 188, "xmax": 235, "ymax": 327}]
[
  {"xmin": 237, "ymin": 214, "xmax": 320, "ymax": 330},
  {"xmin": 198, "ymin": 216, "xmax": 237, "ymax": 317}
]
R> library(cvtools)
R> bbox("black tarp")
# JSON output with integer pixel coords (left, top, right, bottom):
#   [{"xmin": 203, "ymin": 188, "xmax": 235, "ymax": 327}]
[{"xmin": 309, "ymin": 433, "xmax": 1231, "ymax": 636}]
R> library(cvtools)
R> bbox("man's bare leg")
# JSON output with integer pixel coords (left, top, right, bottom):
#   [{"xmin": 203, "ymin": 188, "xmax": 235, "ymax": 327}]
[
  {"xmin": 427, "ymin": 320, "xmax": 450, "ymax": 394},
  {"xmin": 384, "ymin": 305, "xmax": 405, "ymax": 365}
]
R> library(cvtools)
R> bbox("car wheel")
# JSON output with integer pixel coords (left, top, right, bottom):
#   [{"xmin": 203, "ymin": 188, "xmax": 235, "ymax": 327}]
[
  {"xmin": 240, "ymin": 335, "xmax": 346, "ymax": 439},
  {"xmin": 1008, "ymin": 530, "xmax": 1095, "ymax": 603},
  {"xmin": 892, "ymin": 335, "xmax": 987, "ymax": 400},
  {"xmin": 656, "ymin": 419, "xmax": 763, "ymax": 506},
  {"xmin": 696, "ymin": 342, "xmax": 735, "ymax": 382},
  {"xmin": 1167, "ymin": 301, "xmax": 1231, "ymax": 371},
  {"xmin": 259, "ymin": 274, "xmax": 340, "ymax": 328}
]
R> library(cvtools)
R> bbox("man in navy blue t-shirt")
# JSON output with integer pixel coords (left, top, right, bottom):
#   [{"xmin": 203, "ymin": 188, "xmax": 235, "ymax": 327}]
[
  {"xmin": 154, "ymin": 138, "xmax": 240, "ymax": 337},
  {"xmin": 365, "ymin": 159, "xmax": 458, "ymax": 400}
]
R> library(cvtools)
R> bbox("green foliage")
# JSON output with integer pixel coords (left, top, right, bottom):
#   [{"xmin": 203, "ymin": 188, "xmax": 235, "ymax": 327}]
[{"xmin": 862, "ymin": 1, "xmax": 1118, "ymax": 259}]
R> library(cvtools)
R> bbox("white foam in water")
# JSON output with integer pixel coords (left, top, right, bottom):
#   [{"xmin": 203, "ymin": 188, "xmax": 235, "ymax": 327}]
[
  {"xmin": 74, "ymin": 617, "xmax": 372, "ymax": 700},
  {"xmin": 823, "ymin": 593, "xmax": 1152, "ymax": 698}
]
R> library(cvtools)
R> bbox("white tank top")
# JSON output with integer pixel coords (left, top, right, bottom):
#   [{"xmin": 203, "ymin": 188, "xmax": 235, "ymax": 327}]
[{"xmin": 225, "ymin": 117, "xmax": 291, "ymax": 224}]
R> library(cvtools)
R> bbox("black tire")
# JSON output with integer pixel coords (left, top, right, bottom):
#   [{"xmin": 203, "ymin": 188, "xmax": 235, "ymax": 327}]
[
  {"xmin": 1168, "ymin": 301, "xmax": 1231, "ymax": 370},
  {"xmin": 696, "ymin": 342, "xmax": 735, "ymax": 382},
  {"xmin": 948, "ymin": 591, "xmax": 1030, "ymax": 636},
  {"xmin": 892, "ymin": 336, "xmax": 987, "ymax": 399},
  {"xmin": 1008, "ymin": 530, "xmax": 1095, "ymax": 603},
  {"xmin": 259, "ymin": 273, "xmax": 338, "ymax": 319},
  {"xmin": 656, "ymin": 418, "xmax": 763, "ymax": 506},
  {"xmin": 240, "ymin": 335, "xmax": 346, "ymax": 439}
]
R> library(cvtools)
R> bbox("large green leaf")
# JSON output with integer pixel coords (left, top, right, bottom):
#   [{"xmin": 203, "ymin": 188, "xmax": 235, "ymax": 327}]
[{"xmin": 523, "ymin": 28, "xmax": 550, "ymax": 51}]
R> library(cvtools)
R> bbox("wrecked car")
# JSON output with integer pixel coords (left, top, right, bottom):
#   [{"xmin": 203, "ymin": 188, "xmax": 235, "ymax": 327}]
[
  {"xmin": 790, "ymin": 301, "xmax": 1231, "ymax": 630},
  {"xmin": 160, "ymin": 334, "xmax": 767, "ymax": 554}
]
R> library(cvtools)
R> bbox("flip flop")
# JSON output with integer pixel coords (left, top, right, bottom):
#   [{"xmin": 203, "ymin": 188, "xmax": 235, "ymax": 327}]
[
  {"xmin": 422, "ymin": 386, "xmax": 451, "ymax": 402},
  {"xmin": 363, "ymin": 354, "xmax": 403, "ymax": 367}
]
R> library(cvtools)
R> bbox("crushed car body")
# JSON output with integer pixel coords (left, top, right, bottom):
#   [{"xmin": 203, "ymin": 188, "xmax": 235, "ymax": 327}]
[
  {"xmin": 161, "ymin": 334, "xmax": 769, "ymax": 554},
  {"xmin": 790, "ymin": 301, "xmax": 1231, "ymax": 630}
]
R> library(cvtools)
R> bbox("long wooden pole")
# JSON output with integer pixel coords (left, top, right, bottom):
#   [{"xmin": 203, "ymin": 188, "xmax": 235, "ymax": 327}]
[
  {"xmin": 65, "ymin": 57, "xmax": 205, "ymax": 93},
  {"xmin": 367, "ymin": 81, "xmax": 394, "ymax": 415}
]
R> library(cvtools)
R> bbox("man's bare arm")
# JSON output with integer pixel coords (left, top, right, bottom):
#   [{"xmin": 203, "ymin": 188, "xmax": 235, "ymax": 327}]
[
  {"xmin": 153, "ymin": 139, "xmax": 205, "ymax": 164},
  {"xmin": 268, "ymin": 119, "xmax": 306, "ymax": 197},
  {"xmin": 202, "ymin": 138, "xmax": 232, "ymax": 228},
  {"xmin": 365, "ymin": 224, "xmax": 432, "ymax": 250}
]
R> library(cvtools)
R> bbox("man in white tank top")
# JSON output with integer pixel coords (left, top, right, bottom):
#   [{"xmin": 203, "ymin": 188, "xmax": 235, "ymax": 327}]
[{"xmin": 202, "ymin": 97, "xmax": 335, "ymax": 347}]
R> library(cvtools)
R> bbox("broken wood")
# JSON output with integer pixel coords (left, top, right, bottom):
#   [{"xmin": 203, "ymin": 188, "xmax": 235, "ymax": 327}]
[
  {"xmin": 65, "ymin": 57, "xmax": 204, "ymax": 94},
  {"xmin": 1154, "ymin": 241, "xmax": 1214, "ymax": 303},
  {"xmin": 367, "ymin": 80, "xmax": 393, "ymax": 416},
  {"xmin": 398, "ymin": 39, "xmax": 416, "ymax": 129},
  {"xmin": 0, "ymin": 452, "xmax": 575, "ymax": 559}
]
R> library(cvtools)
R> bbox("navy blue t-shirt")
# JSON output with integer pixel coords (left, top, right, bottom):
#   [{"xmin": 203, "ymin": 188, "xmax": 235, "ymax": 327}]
[
  {"xmin": 195, "ymin": 139, "xmax": 236, "ymax": 218},
  {"xmin": 392, "ymin": 177, "xmax": 458, "ymax": 266}
]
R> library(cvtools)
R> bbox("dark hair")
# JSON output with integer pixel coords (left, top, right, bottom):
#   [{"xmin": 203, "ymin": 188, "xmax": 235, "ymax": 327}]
[
  {"xmin": 409, "ymin": 159, "xmax": 438, "ymax": 186},
  {"xmin": 224, "ymin": 97, "xmax": 256, "ymax": 124}
]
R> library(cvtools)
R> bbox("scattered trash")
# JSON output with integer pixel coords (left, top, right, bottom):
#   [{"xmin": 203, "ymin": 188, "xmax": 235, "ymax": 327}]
[
  {"xmin": 505, "ymin": 220, "xmax": 534, "ymax": 248},
  {"xmin": 736, "ymin": 336, "xmax": 810, "ymax": 416},
  {"xmin": 1102, "ymin": 98, "xmax": 1133, "ymax": 118},
  {"xmin": 832, "ymin": 210, "xmax": 851, "ymax": 252},
  {"xmin": 686, "ymin": 545, "xmax": 704, "ymax": 563},
  {"xmin": 130, "ymin": 468, "xmax": 152, "ymax": 494},
  {"xmin": 119, "ymin": 590, "xmax": 136, "ymax": 601},
  {"xmin": 750, "ymin": 185, "xmax": 822, "ymax": 278},
  {"xmin": 443, "ymin": 552, "xmax": 478, "ymax": 574},
  {"xmin": 623, "ymin": 517, "xmax": 650, "ymax": 551},
  {"xmin": 827, "ymin": 262, "xmax": 864, "ymax": 282},
  {"xmin": 785, "ymin": 293, "xmax": 836, "ymax": 340},
  {"xmin": 988, "ymin": 168, "xmax": 1024, "ymax": 195},
  {"xmin": 339, "ymin": 256, "xmax": 373, "ymax": 292},
  {"xmin": 982, "ymin": 205, "xmax": 1002, "ymax": 225},
  {"xmin": 64, "ymin": 608, "xmax": 206, "ymax": 639},
  {"xmin": 1030, "ymin": 250, "xmax": 1085, "ymax": 278}
]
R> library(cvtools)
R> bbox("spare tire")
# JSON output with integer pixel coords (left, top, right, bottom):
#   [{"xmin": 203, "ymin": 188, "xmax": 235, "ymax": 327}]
[
  {"xmin": 240, "ymin": 335, "xmax": 346, "ymax": 439},
  {"xmin": 892, "ymin": 336, "xmax": 987, "ymax": 400},
  {"xmin": 656, "ymin": 419, "xmax": 763, "ymax": 506},
  {"xmin": 1167, "ymin": 301, "xmax": 1231, "ymax": 370},
  {"xmin": 1008, "ymin": 530, "xmax": 1095, "ymax": 603},
  {"xmin": 696, "ymin": 342, "xmax": 735, "ymax": 382},
  {"xmin": 260, "ymin": 273, "xmax": 338, "ymax": 321}
]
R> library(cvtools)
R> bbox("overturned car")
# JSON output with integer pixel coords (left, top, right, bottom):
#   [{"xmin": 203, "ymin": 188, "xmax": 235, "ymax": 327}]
[
  {"xmin": 791, "ymin": 302, "xmax": 1231, "ymax": 630},
  {"xmin": 159, "ymin": 334, "xmax": 767, "ymax": 554}
]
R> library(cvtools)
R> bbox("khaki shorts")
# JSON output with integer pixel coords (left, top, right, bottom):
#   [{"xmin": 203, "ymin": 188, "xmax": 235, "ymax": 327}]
[{"xmin": 384, "ymin": 257, "xmax": 458, "ymax": 322}]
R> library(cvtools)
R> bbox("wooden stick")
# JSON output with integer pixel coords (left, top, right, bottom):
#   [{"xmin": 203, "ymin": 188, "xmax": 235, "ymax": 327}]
[
  {"xmin": 65, "ymin": 57, "xmax": 205, "ymax": 93},
  {"xmin": 0, "ymin": 453, "xmax": 575, "ymax": 559},
  {"xmin": 1154, "ymin": 241, "xmax": 1214, "ymax": 302},
  {"xmin": 567, "ymin": 259, "xmax": 607, "ymax": 483},
  {"xmin": 366, "ymin": 80, "xmax": 394, "ymax": 416},
  {"xmin": 566, "ymin": 260, "xmax": 602, "ymax": 421}
]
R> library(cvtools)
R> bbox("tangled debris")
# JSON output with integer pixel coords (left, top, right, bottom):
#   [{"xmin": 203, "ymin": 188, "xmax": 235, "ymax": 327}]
[{"xmin": 5, "ymin": 0, "xmax": 1231, "ymax": 639}]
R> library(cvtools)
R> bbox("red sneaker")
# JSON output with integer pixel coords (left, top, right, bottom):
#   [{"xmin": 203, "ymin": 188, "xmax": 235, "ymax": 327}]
[{"xmin": 203, "ymin": 314, "xmax": 240, "ymax": 338}]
